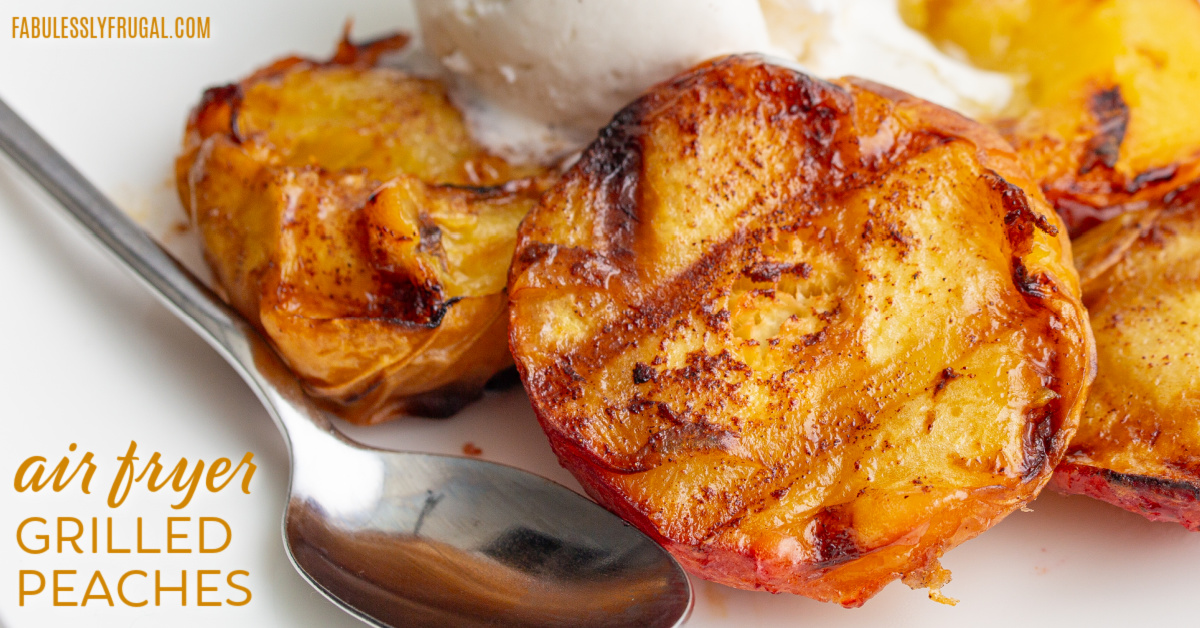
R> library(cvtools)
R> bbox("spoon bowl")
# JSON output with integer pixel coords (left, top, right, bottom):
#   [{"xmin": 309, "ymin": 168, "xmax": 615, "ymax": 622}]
[{"xmin": 0, "ymin": 96, "xmax": 693, "ymax": 628}]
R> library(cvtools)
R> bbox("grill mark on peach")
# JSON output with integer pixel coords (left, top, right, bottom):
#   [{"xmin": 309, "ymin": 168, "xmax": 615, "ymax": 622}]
[
  {"xmin": 1099, "ymin": 468, "xmax": 1200, "ymax": 500},
  {"xmin": 1079, "ymin": 86, "xmax": 1129, "ymax": 175},
  {"xmin": 580, "ymin": 98, "xmax": 650, "ymax": 273},
  {"xmin": 1124, "ymin": 164, "xmax": 1179, "ymax": 194},
  {"xmin": 1051, "ymin": 463, "xmax": 1200, "ymax": 530}
]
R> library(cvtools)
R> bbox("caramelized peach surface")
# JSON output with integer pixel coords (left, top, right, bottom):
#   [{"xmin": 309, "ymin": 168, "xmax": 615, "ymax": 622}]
[
  {"xmin": 177, "ymin": 36, "xmax": 553, "ymax": 423},
  {"xmin": 508, "ymin": 56, "xmax": 1094, "ymax": 606},
  {"xmin": 902, "ymin": 0, "xmax": 1200, "ymax": 235},
  {"xmin": 1050, "ymin": 181, "xmax": 1200, "ymax": 530}
]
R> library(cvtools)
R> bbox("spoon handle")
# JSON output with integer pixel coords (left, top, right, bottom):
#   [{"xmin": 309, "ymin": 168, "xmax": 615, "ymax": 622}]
[{"xmin": 0, "ymin": 96, "xmax": 334, "ymax": 442}]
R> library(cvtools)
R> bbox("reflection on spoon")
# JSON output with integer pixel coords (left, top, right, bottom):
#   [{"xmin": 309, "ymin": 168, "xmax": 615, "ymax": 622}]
[{"xmin": 289, "ymin": 498, "xmax": 690, "ymax": 627}]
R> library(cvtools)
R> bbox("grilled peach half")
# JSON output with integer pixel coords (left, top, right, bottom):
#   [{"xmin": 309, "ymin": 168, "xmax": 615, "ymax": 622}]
[
  {"xmin": 1049, "ymin": 180, "xmax": 1200, "ymax": 529},
  {"xmin": 901, "ymin": 0, "xmax": 1200, "ymax": 235},
  {"xmin": 176, "ymin": 34, "xmax": 553, "ymax": 423},
  {"xmin": 508, "ymin": 56, "xmax": 1094, "ymax": 606}
]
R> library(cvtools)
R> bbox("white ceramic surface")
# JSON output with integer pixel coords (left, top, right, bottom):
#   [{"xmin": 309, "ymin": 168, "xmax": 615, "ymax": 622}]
[{"xmin": 1, "ymin": 1, "xmax": 1197, "ymax": 627}]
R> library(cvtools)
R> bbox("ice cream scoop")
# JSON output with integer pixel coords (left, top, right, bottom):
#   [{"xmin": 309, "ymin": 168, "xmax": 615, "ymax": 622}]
[
  {"xmin": 415, "ymin": 0, "xmax": 778, "ymax": 161},
  {"xmin": 415, "ymin": 0, "xmax": 1013, "ymax": 163}
]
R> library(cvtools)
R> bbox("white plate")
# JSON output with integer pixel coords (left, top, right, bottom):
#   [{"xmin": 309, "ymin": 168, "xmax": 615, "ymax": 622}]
[{"xmin": 1, "ymin": 1, "xmax": 1197, "ymax": 627}]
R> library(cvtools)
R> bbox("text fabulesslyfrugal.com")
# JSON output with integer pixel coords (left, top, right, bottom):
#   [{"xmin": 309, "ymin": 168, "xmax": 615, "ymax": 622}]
[{"xmin": 11, "ymin": 16, "xmax": 210, "ymax": 40}]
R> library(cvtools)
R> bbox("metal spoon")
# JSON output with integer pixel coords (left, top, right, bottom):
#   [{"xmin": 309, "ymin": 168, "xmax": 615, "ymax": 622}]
[{"xmin": 0, "ymin": 96, "xmax": 693, "ymax": 628}]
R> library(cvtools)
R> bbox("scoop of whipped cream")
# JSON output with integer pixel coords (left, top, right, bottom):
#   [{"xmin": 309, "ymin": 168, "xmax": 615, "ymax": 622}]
[
  {"xmin": 415, "ymin": 0, "xmax": 1012, "ymax": 164},
  {"xmin": 415, "ymin": 0, "xmax": 776, "ymax": 161}
]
